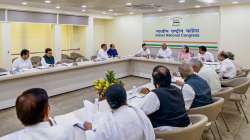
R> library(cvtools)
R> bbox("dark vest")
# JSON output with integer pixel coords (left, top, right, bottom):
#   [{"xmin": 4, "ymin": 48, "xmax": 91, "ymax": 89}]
[
  {"xmin": 148, "ymin": 86, "xmax": 190, "ymax": 128},
  {"xmin": 43, "ymin": 55, "xmax": 55, "ymax": 65},
  {"xmin": 185, "ymin": 74, "xmax": 213, "ymax": 108}
]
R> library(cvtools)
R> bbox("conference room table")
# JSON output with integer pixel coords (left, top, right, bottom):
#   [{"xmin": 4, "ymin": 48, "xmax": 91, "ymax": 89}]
[
  {"xmin": 53, "ymin": 81, "xmax": 183, "ymax": 140},
  {"xmin": 0, "ymin": 82, "xmax": 157, "ymax": 140},
  {"xmin": 0, "ymin": 57, "xmax": 182, "ymax": 110}
]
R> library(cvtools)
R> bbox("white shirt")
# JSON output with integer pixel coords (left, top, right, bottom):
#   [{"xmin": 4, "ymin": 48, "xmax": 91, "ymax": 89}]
[
  {"xmin": 198, "ymin": 52, "xmax": 215, "ymax": 62},
  {"xmin": 181, "ymin": 84, "xmax": 196, "ymax": 110},
  {"xmin": 12, "ymin": 58, "xmax": 33, "ymax": 70},
  {"xmin": 97, "ymin": 49, "xmax": 109, "ymax": 60},
  {"xmin": 140, "ymin": 85, "xmax": 195, "ymax": 114},
  {"xmin": 156, "ymin": 48, "xmax": 172, "ymax": 58},
  {"xmin": 198, "ymin": 65, "xmax": 221, "ymax": 94},
  {"xmin": 1, "ymin": 122, "xmax": 75, "ymax": 140},
  {"xmin": 135, "ymin": 49, "xmax": 151, "ymax": 57},
  {"xmin": 87, "ymin": 105, "xmax": 155, "ymax": 140},
  {"xmin": 219, "ymin": 58, "xmax": 237, "ymax": 79}
]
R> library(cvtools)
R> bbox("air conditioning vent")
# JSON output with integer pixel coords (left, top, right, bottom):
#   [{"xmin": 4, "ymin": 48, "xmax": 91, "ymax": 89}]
[{"xmin": 127, "ymin": 4, "xmax": 161, "ymax": 10}]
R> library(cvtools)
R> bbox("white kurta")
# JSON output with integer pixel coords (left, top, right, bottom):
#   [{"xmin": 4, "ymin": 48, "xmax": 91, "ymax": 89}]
[
  {"xmin": 198, "ymin": 52, "xmax": 215, "ymax": 62},
  {"xmin": 135, "ymin": 49, "xmax": 151, "ymax": 57},
  {"xmin": 1, "ymin": 121, "xmax": 75, "ymax": 140},
  {"xmin": 198, "ymin": 65, "xmax": 221, "ymax": 94},
  {"xmin": 86, "ymin": 105, "xmax": 155, "ymax": 140},
  {"xmin": 156, "ymin": 48, "xmax": 172, "ymax": 58},
  {"xmin": 96, "ymin": 49, "xmax": 109, "ymax": 60},
  {"xmin": 218, "ymin": 58, "xmax": 237, "ymax": 79},
  {"xmin": 12, "ymin": 58, "xmax": 33, "ymax": 70}
]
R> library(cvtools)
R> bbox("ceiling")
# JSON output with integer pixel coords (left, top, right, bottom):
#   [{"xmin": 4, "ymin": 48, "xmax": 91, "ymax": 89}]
[{"xmin": 0, "ymin": 0, "xmax": 250, "ymax": 16}]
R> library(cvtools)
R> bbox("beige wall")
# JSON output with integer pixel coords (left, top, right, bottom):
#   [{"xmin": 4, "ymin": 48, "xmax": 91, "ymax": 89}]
[
  {"xmin": 220, "ymin": 4, "xmax": 250, "ymax": 68},
  {"xmin": 93, "ymin": 19, "xmax": 106, "ymax": 56}
]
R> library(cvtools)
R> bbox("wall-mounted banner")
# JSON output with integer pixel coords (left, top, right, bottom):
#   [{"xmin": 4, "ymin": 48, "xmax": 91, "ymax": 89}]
[{"xmin": 143, "ymin": 13, "xmax": 220, "ymax": 48}]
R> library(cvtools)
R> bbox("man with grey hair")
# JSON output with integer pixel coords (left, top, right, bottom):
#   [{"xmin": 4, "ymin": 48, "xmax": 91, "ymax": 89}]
[
  {"xmin": 156, "ymin": 43, "xmax": 172, "ymax": 59},
  {"xmin": 177, "ymin": 63, "xmax": 213, "ymax": 108},
  {"xmin": 189, "ymin": 58, "xmax": 221, "ymax": 94}
]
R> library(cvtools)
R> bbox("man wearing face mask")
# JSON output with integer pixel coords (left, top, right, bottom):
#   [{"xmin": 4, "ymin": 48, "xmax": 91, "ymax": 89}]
[{"xmin": 139, "ymin": 65, "xmax": 190, "ymax": 131}]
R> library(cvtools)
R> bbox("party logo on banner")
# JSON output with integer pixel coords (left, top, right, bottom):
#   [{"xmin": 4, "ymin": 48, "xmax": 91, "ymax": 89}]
[{"xmin": 171, "ymin": 17, "xmax": 183, "ymax": 27}]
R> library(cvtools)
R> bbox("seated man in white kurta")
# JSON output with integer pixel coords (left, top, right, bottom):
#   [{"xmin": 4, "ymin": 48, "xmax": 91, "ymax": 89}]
[
  {"xmin": 96, "ymin": 44, "xmax": 109, "ymax": 60},
  {"xmin": 135, "ymin": 43, "xmax": 151, "ymax": 58},
  {"xmin": 83, "ymin": 84, "xmax": 155, "ymax": 140},
  {"xmin": 1, "ymin": 88, "xmax": 75, "ymax": 140},
  {"xmin": 217, "ymin": 51, "xmax": 237, "ymax": 79},
  {"xmin": 156, "ymin": 43, "xmax": 172, "ymax": 59},
  {"xmin": 189, "ymin": 58, "xmax": 221, "ymax": 94},
  {"xmin": 197, "ymin": 46, "xmax": 215, "ymax": 62},
  {"xmin": 12, "ymin": 49, "xmax": 33, "ymax": 71}
]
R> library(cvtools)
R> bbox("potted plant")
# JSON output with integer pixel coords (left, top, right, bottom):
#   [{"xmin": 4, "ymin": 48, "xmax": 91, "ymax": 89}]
[{"xmin": 94, "ymin": 70, "xmax": 123, "ymax": 101}]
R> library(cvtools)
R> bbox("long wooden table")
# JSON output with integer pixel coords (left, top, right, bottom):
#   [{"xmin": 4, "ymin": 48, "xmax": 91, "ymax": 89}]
[{"xmin": 0, "ymin": 57, "xmax": 181, "ymax": 110}]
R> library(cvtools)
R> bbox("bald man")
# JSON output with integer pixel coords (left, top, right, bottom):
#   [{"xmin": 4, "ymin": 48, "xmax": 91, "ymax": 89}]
[
  {"xmin": 156, "ymin": 43, "xmax": 172, "ymax": 59},
  {"xmin": 177, "ymin": 63, "xmax": 213, "ymax": 109},
  {"xmin": 189, "ymin": 58, "xmax": 221, "ymax": 94}
]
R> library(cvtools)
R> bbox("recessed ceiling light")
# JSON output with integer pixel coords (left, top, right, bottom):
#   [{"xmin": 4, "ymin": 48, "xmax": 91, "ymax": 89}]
[
  {"xmin": 102, "ymin": 11, "xmax": 107, "ymax": 14},
  {"xmin": 82, "ymin": 9, "xmax": 86, "ymax": 12},
  {"xmin": 129, "ymin": 12, "xmax": 134, "ymax": 15},
  {"xmin": 157, "ymin": 8, "xmax": 163, "ymax": 12},
  {"xmin": 126, "ymin": 2, "xmax": 132, "ymax": 6},
  {"xmin": 232, "ymin": 1, "xmax": 239, "ymax": 4},
  {"xmin": 206, "ymin": 0, "xmax": 215, "ymax": 4},
  {"xmin": 81, "ymin": 5, "xmax": 87, "ymax": 8},
  {"xmin": 21, "ymin": 1, "xmax": 28, "ymax": 5},
  {"xmin": 56, "ymin": 6, "xmax": 60, "ymax": 9},
  {"xmin": 114, "ymin": 13, "xmax": 118, "ymax": 16},
  {"xmin": 195, "ymin": 5, "xmax": 201, "ymax": 8},
  {"xmin": 108, "ymin": 9, "xmax": 114, "ymax": 12},
  {"xmin": 44, "ymin": 0, "xmax": 51, "ymax": 4},
  {"xmin": 178, "ymin": 0, "xmax": 185, "ymax": 3},
  {"xmin": 198, "ymin": 0, "xmax": 215, "ymax": 4}
]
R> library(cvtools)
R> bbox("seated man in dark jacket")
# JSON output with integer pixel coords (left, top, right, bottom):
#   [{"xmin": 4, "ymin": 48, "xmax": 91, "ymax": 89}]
[
  {"xmin": 140, "ymin": 65, "xmax": 190, "ymax": 130},
  {"xmin": 107, "ymin": 44, "xmax": 119, "ymax": 58},
  {"xmin": 178, "ymin": 63, "xmax": 213, "ymax": 108}
]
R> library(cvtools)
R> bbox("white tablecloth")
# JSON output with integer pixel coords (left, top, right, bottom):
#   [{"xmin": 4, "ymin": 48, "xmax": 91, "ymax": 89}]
[{"xmin": 1, "ymin": 81, "xmax": 180, "ymax": 140}]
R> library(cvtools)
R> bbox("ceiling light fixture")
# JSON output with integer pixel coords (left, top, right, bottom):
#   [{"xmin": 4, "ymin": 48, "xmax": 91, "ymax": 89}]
[
  {"xmin": 195, "ymin": 5, "xmax": 201, "ymax": 8},
  {"xmin": 108, "ymin": 9, "xmax": 114, "ymax": 12},
  {"xmin": 81, "ymin": 5, "xmax": 87, "ymax": 8},
  {"xmin": 82, "ymin": 9, "xmax": 86, "ymax": 12},
  {"xmin": 56, "ymin": 6, "xmax": 60, "ymax": 9},
  {"xmin": 178, "ymin": 0, "xmax": 185, "ymax": 3},
  {"xmin": 198, "ymin": 0, "xmax": 215, "ymax": 4},
  {"xmin": 44, "ymin": 0, "xmax": 51, "ymax": 4},
  {"xmin": 114, "ymin": 13, "xmax": 118, "ymax": 16},
  {"xmin": 157, "ymin": 8, "xmax": 163, "ymax": 12},
  {"xmin": 232, "ymin": 1, "xmax": 239, "ymax": 4},
  {"xmin": 129, "ymin": 12, "xmax": 134, "ymax": 15},
  {"xmin": 126, "ymin": 2, "xmax": 132, "ymax": 6},
  {"xmin": 21, "ymin": 1, "xmax": 28, "ymax": 5},
  {"xmin": 102, "ymin": 11, "xmax": 107, "ymax": 14}
]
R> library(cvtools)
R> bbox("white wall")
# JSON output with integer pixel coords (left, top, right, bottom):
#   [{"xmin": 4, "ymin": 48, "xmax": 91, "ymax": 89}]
[
  {"xmin": 104, "ymin": 15, "xmax": 143, "ymax": 56},
  {"xmin": 220, "ymin": 4, "xmax": 250, "ymax": 68}
]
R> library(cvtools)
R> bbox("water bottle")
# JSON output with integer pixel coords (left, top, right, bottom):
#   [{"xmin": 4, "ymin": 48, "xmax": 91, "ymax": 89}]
[
  {"xmin": 132, "ymin": 86, "xmax": 137, "ymax": 95},
  {"xmin": 94, "ymin": 98, "xmax": 99, "ymax": 112}
]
